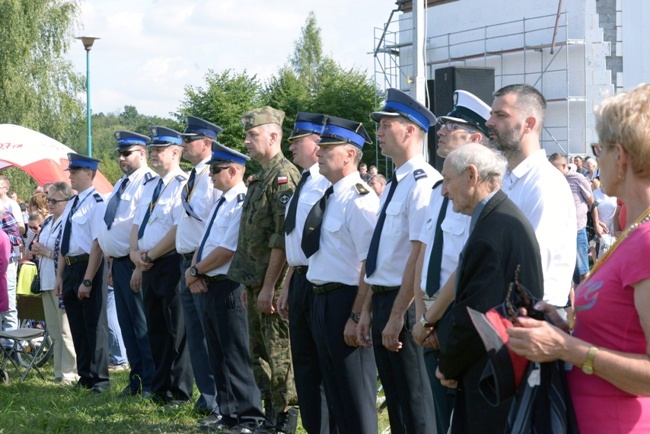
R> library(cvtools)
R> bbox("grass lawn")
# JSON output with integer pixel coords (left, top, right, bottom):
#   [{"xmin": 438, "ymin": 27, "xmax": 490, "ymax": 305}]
[{"xmin": 0, "ymin": 362, "xmax": 390, "ymax": 433}]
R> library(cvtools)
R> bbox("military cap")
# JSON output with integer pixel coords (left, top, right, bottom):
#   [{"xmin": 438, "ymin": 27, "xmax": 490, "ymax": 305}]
[
  {"xmin": 370, "ymin": 88, "xmax": 437, "ymax": 131},
  {"xmin": 149, "ymin": 126, "xmax": 183, "ymax": 146},
  {"xmin": 288, "ymin": 112, "xmax": 327, "ymax": 142},
  {"xmin": 318, "ymin": 116, "xmax": 372, "ymax": 149},
  {"xmin": 182, "ymin": 116, "xmax": 223, "ymax": 139},
  {"xmin": 65, "ymin": 153, "xmax": 101, "ymax": 171},
  {"xmin": 438, "ymin": 90, "xmax": 491, "ymax": 136},
  {"xmin": 114, "ymin": 130, "xmax": 151, "ymax": 151},
  {"xmin": 240, "ymin": 106, "xmax": 285, "ymax": 131},
  {"xmin": 206, "ymin": 142, "xmax": 250, "ymax": 166}
]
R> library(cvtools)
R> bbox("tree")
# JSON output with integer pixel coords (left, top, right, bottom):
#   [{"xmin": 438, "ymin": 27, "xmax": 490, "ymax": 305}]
[
  {"xmin": 289, "ymin": 11, "xmax": 323, "ymax": 91},
  {"xmin": 0, "ymin": 0, "xmax": 84, "ymax": 142}
]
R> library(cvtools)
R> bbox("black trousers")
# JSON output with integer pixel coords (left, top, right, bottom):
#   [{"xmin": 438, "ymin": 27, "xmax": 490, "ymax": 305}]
[
  {"xmin": 288, "ymin": 271, "xmax": 337, "ymax": 434},
  {"xmin": 62, "ymin": 259, "xmax": 109, "ymax": 390},
  {"xmin": 142, "ymin": 254, "xmax": 193, "ymax": 402},
  {"xmin": 203, "ymin": 279, "xmax": 264, "ymax": 427},
  {"xmin": 312, "ymin": 285, "xmax": 377, "ymax": 434},
  {"xmin": 372, "ymin": 290, "xmax": 436, "ymax": 434}
]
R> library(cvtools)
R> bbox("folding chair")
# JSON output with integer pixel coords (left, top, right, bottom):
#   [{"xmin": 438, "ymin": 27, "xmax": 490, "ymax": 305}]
[{"xmin": 0, "ymin": 327, "xmax": 47, "ymax": 381}]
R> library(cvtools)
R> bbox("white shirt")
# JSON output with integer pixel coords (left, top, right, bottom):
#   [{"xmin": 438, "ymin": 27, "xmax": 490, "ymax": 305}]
[
  {"xmin": 285, "ymin": 164, "xmax": 331, "ymax": 267},
  {"xmin": 419, "ymin": 185, "xmax": 471, "ymax": 295},
  {"xmin": 502, "ymin": 149, "xmax": 577, "ymax": 306},
  {"xmin": 306, "ymin": 172, "xmax": 379, "ymax": 286},
  {"xmin": 593, "ymin": 189, "xmax": 618, "ymax": 232},
  {"xmin": 39, "ymin": 215, "xmax": 64, "ymax": 291},
  {"xmin": 134, "ymin": 167, "xmax": 187, "ymax": 251},
  {"xmin": 97, "ymin": 166, "xmax": 156, "ymax": 258},
  {"xmin": 1, "ymin": 198, "xmax": 22, "ymax": 223},
  {"xmin": 198, "ymin": 181, "xmax": 247, "ymax": 277},
  {"xmin": 176, "ymin": 158, "xmax": 221, "ymax": 254},
  {"xmin": 365, "ymin": 155, "xmax": 441, "ymax": 287},
  {"xmin": 59, "ymin": 186, "xmax": 106, "ymax": 256}
]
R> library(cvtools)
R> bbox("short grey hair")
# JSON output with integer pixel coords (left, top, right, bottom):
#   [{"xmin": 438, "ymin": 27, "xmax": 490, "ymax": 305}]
[{"xmin": 446, "ymin": 143, "xmax": 506, "ymax": 186}]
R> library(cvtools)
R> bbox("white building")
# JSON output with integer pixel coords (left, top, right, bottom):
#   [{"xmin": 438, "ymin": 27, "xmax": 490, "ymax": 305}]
[{"xmin": 374, "ymin": 0, "xmax": 647, "ymax": 156}]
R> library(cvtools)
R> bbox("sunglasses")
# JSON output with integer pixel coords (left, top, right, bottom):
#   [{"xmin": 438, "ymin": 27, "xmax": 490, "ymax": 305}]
[
  {"xmin": 183, "ymin": 135, "xmax": 206, "ymax": 144},
  {"xmin": 116, "ymin": 150, "xmax": 137, "ymax": 158},
  {"xmin": 438, "ymin": 121, "xmax": 475, "ymax": 133},
  {"xmin": 46, "ymin": 198, "xmax": 70, "ymax": 204},
  {"xmin": 210, "ymin": 166, "xmax": 230, "ymax": 175},
  {"xmin": 28, "ymin": 225, "xmax": 40, "ymax": 231},
  {"xmin": 590, "ymin": 143, "xmax": 603, "ymax": 158}
]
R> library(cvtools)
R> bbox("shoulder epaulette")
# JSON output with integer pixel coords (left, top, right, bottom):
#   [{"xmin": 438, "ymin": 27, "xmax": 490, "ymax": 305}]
[
  {"xmin": 354, "ymin": 183, "xmax": 370, "ymax": 195},
  {"xmin": 432, "ymin": 179, "xmax": 443, "ymax": 190},
  {"xmin": 237, "ymin": 193, "xmax": 245, "ymax": 203},
  {"xmin": 143, "ymin": 172, "xmax": 154, "ymax": 183},
  {"xmin": 93, "ymin": 193, "xmax": 104, "ymax": 202},
  {"xmin": 413, "ymin": 168, "xmax": 428, "ymax": 181},
  {"xmin": 144, "ymin": 176, "xmax": 158, "ymax": 185},
  {"xmin": 175, "ymin": 174, "xmax": 187, "ymax": 183}
]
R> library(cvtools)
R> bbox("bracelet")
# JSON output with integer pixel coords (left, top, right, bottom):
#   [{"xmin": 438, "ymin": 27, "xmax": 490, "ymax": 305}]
[{"xmin": 581, "ymin": 346, "xmax": 598, "ymax": 375}]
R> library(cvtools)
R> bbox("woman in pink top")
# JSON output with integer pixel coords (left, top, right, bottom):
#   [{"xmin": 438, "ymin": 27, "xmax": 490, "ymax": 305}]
[
  {"xmin": 507, "ymin": 83, "xmax": 650, "ymax": 433},
  {"xmin": 0, "ymin": 229, "xmax": 9, "ymax": 312}
]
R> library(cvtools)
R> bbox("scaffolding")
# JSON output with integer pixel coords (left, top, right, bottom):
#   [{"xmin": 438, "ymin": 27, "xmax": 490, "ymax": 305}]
[{"xmin": 373, "ymin": 9, "xmax": 589, "ymax": 155}]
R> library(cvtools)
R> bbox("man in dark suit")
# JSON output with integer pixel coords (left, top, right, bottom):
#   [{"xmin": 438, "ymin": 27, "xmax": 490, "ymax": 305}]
[{"xmin": 435, "ymin": 143, "xmax": 544, "ymax": 434}]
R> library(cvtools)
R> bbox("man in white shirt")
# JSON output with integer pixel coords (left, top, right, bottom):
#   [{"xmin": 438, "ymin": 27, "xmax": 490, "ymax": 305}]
[
  {"xmin": 485, "ymin": 83, "xmax": 576, "ymax": 310},
  {"xmin": 98, "ymin": 131, "xmax": 156, "ymax": 398}
]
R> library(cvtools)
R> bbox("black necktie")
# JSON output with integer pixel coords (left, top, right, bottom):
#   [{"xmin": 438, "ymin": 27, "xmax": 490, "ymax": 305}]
[
  {"xmin": 182, "ymin": 168, "xmax": 201, "ymax": 220},
  {"xmin": 301, "ymin": 186, "xmax": 334, "ymax": 258},
  {"xmin": 365, "ymin": 172, "xmax": 398, "ymax": 277},
  {"xmin": 60, "ymin": 195, "xmax": 79, "ymax": 257},
  {"xmin": 197, "ymin": 197, "xmax": 226, "ymax": 262},
  {"xmin": 104, "ymin": 178, "xmax": 129, "ymax": 229},
  {"xmin": 425, "ymin": 196, "xmax": 449, "ymax": 296},
  {"xmin": 138, "ymin": 178, "xmax": 164, "ymax": 239},
  {"xmin": 284, "ymin": 171, "xmax": 311, "ymax": 235}
]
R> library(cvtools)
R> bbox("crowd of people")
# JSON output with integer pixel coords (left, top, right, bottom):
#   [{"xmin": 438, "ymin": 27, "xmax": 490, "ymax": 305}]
[{"xmin": 1, "ymin": 82, "xmax": 650, "ymax": 434}]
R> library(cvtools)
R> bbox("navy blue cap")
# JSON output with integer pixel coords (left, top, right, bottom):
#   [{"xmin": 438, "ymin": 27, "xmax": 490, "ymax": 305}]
[
  {"xmin": 114, "ymin": 130, "xmax": 151, "ymax": 151},
  {"xmin": 288, "ymin": 112, "xmax": 327, "ymax": 142},
  {"xmin": 318, "ymin": 116, "xmax": 372, "ymax": 149},
  {"xmin": 206, "ymin": 142, "xmax": 250, "ymax": 166},
  {"xmin": 370, "ymin": 88, "xmax": 437, "ymax": 131},
  {"xmin": 438, "ymin": 90, "xmax": 491, "ymax": 136},
  {"xmin": 182, "ymin": 116, "xmax": 223, "ymax": 139},
  {"xmin": 149, "ymin": 126, "xmax": 183, "ymax": 146},
  {"xmin": 65, "ymin": 153, "xmax": 101, "ymax": 171}
]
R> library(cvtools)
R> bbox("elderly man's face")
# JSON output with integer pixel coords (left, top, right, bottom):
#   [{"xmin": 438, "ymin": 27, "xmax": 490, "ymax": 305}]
[{"xmin": 441, "ymin": 159, "xmax": 473, "ymax": 216}]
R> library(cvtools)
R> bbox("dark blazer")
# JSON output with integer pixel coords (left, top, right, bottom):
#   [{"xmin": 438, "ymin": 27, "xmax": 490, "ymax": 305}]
[{"xmin": 437, "ymin": 189, "xmax": 544, "ymax": 434}]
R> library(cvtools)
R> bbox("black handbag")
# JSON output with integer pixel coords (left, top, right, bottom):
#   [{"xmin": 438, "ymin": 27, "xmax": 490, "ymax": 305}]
[{"xmin": 30, "ymin": 272, "xmax": 42, "ymax": 294}]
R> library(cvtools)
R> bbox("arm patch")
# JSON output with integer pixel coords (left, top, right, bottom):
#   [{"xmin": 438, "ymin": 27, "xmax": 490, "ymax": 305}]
[
  {"xmin": 93, "ymin": 193, "xmax": 104, "ymax": 202},
  {"xmin": 354, "ymin": 183, "xmax": 370, "ymax": 195},
  {"xmin": 144, "ymin": 176, "xmax": 158, "ymax": 185},
  {"xmin": 413, "ymin": 168, "xmax": 428, "ymax": 181},
  {"xmin": 175, "ymin": 174, "xmax": 187, "ymax": 183},
  {"xmin": 144, "ymin": 172, "xmax": 154, "ymax": 183},
  {"xmin": 237, "ymin": 193, "xmax": 246, "ymax": 203}
]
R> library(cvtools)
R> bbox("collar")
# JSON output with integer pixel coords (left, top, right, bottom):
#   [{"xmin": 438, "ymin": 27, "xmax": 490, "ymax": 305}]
[
  {"xmin": 394, "ymin": 154, "xmax": 426, "ymax": 182},
  {"xmin": 506, "ymin": 149, "xmax": 546, "ymax": 182},
  {"xmin": 195, "ymin": 156, "xmax": 212, "ymax": 172},
  {"xmin": 161, "ymin": 166, "xmax": 184, "ymax": 183},
  {"xmin": 126, "ymin": 165, "xmax": 152, "ymax": 182},
  {"xmin": 333, "ymin": 172, "xmax": 362, "ymax": 196},
  {"xmin": 77, "ymin": 186, "xmax": 95, "ymax": 198},
  {"xmin": 254, "ymin": 152, "xmax": 285, "ymax": 181},
  {"xmin": 307, "ymin": 163, "xmax": 321, "ymax": 178},
  {"xmin": 222, "ymin": 181, "xmax": 247, "ymax": 201}
]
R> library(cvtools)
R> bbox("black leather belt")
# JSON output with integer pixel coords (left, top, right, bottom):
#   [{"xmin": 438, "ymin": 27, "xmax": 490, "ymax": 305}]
[
  {"xmin": 204, "ymin": 274, "xmax": 228, "ymax": 284},
  {"xmin": 313, "ymin": 282, "xmax": 345, "ymax": 295},
  {"xmin": 294, "ymin": 266, "xmax": 308, "ymax": 275},
  {"xmin": 371, "ymin": 284, "xmax": 400, "ymax": 294},
  {"xmin": 65, "ymin": 254, "xmax": 90, "ymax": 266},
  {"xmin": 111, "ymin": 255, "xmax": 130, "ymax": 262},
  {"xmin": 181, "ymin": 252, "xmax": 195, "ymax": 261}
]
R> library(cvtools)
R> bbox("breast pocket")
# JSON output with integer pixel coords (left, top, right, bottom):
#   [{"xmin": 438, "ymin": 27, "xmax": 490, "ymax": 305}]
[
  {"xmin": 153, "ymin": 197, "xmax": 174, "ymax": 221},
  {"xmin": 441, "ymin": 216, "xmax": 466, "ymax": 238},
  {"xmin": 384, "ymin": 200, "xmax": 404, "ymax": 235},
  {"xmin": 71, "ymin": 211, "xmax": 89, "ymax": 227},
  {"xmin": 322, "ymin": 217, "xmax": 343, "ymax": 249}
]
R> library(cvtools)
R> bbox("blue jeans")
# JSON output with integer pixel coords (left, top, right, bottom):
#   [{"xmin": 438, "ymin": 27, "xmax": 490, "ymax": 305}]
[
  {"xmin": 107, "ymin": 284, "xmax": 128, "ymax": 365},
  {"xmin": 574, "ymin": 227, "xmax": 589, "ymax": 284}
]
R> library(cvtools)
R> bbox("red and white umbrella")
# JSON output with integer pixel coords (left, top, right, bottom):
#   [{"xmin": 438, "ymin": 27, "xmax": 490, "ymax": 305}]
[{"xmin": 0, "ymin": 124, "xmax": 113, "ymax": 194}]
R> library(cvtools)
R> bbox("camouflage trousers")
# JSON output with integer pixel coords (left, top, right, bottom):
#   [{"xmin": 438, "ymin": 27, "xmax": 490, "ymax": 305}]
[{"xmin": 245, "ymin": 286, "xmax": 297, "ymax": 417}]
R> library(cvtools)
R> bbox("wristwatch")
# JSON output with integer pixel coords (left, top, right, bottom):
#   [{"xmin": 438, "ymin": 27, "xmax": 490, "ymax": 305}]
[
  {"xmin": 82, "ymin": 279, "xmax": 92, "ymax": 288},
  {"xmin": 143, "ymin": 253, "xmax": 153, "ymax": 264},
  {"xmin": 350, "ymin": 312, "xmax": 361, "ymax": 324},
  {"xmin": 582, "ymin": 346, "xmax": 598, "ymax": 375},
  {"xmin": 420, "ymin": 314, "xmax": 435, "ymax": 328},
  {"xmin": 189, "ymin": 266, "xmax": 200, "ymax": 277}
]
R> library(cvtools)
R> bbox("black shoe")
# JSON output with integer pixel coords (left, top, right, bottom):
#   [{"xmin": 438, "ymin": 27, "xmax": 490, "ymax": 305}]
[
  {"xmin": 71, "ymin": 381, "xmax": 91, "ymax": 391},
  {"xmin": 222, "ymin": 423, "xmax": 258, "ymax": 434},
  {"xmin": 91, "ymin": 385, "xmax": 108, "ymax": 394},
  {"xmin": 197, "ymin": 413, "xmax": 223, "ymax": 427},
  {"xmin": 275, "ymin": 407, "xmax": 299, "ymax": 434},
  {"xmin": 118, "ymin": 387, "xmax": 139, "ymax": 398}
]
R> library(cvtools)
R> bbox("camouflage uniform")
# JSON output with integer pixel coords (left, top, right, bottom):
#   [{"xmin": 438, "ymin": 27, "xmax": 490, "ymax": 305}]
[{"xmin": 228, "ymin": 107, "xmax": 301, "ymax": 420}]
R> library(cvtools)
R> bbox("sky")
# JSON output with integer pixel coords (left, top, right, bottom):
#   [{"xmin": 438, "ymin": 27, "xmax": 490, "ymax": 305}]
[{"xmin": 67, "ymin": 0, "xmax": 397, "ymax": 118}]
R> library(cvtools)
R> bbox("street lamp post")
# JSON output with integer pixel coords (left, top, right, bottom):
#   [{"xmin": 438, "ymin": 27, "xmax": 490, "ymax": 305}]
[{"xmin": 76, "ymin": 36, "xmax": 100, "ymax": 157}]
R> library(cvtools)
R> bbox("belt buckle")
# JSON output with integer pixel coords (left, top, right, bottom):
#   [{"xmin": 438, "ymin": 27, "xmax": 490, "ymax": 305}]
[{"xmin": 65, "ymin": 256, "xmax": 72, "ymax": 266}]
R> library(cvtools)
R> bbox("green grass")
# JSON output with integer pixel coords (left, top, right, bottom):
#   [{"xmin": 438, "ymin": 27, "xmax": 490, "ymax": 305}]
[{"xmin": 0, "ymin": 363, "xmax": 390, "ymax": 433}]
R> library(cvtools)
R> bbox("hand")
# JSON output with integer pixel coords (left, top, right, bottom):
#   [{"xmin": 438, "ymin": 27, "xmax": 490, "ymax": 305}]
[
  {"xmin": 598, "ymin": 221, "xmax": 609, "ymax": 234},
  {"xmin": 423, "ymin": 329, "xmax": 440, "ymax": 349},
  {"xmin": 524, "ymin": 301, "xmax": 570, "ymax": 332},
  {"xmin": 382, "ymin": 314, "xmax": 404, "ymax": 352},
  {"xmin": 189, "ymin": 278, "xmax": 207, "ymax": 294},
  {"xmin": 184, "ymin": 269, "xmax": 199, "ymax": 288},
  {"xmin": 131, "ymin": 249, "xmax": 152, "ymax": 272},
  {"xmin": 412, "ymin": 322, "xmax": 433, "ymax": 346},
  {"xmin": 356, "ymin": 311, "xmax": 372, "ymax": 349},
  {"xmin": 344, "ymin": 318, "xmax": 359, "ymax": 347},
  {"xmin": 54, "ymin": 279, "xmax": 63, "ymax": 297},
  {"xmin": 257, "ymin": 286, "xmax": 275, "ymax": 315},
  {"xmin": 130, "ymin": 268, "xmax": 143, "ymax": 293},
  {"xmin": 31, "ymin": 241, "xmax": 45, "ymax": 257},
  {"xmin": 277, "ymin": 288, "xmax": 289, "ymax": 319},
  {"xmin": 78, "ymin": 283, "xmax": 91, "ymax": 300},
  {"xmin": 241, "ymin": 288, "xmax": 247, "ymax": 308},
  {"xmin": 436, "ymin": 367, "xmax": 458, "ymax": 388},
  {"xmin": 507, "ymin": 316, "xmax": 567, "ymax": 363}
]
